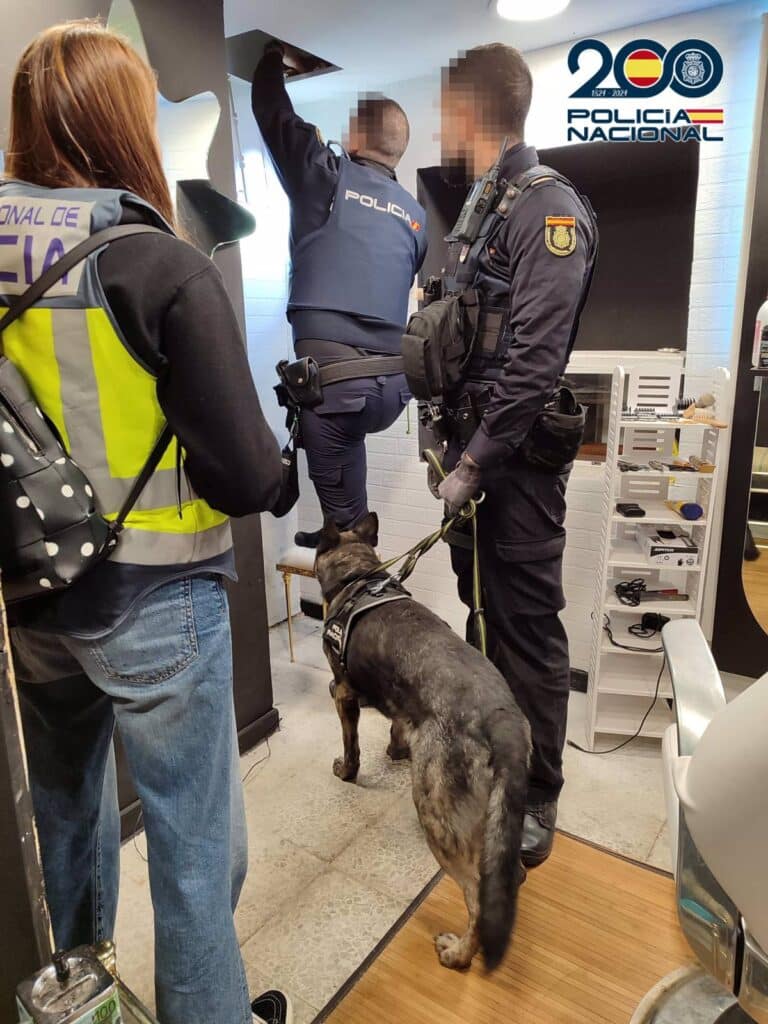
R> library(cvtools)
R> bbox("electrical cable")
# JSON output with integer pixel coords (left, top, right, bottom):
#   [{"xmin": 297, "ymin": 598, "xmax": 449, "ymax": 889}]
[
  {"xmin": 568, "ymin": 656, "xmax": 668, "ymax": 755},
  {"xmin": 614, "ymin": 578, "xmax": 647, "ymax": 606},
  {"xmin": 603, "ymin": 614, "xmax": 662, "ymax": 653}
]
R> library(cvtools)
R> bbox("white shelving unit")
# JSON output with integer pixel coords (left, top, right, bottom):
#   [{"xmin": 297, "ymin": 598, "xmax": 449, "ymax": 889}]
[{"xmin": 585, "ymin": 364, "xmax": 730, "ymax": 748}]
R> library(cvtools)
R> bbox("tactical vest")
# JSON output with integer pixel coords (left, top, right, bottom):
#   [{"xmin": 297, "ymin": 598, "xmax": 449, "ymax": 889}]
[
  {"xmin": 288, "ymin": 157, "xmax": 425, "ymax": 335},
  {"xmin": 0, "ymin": 181, "xmax": 231, "ymax": 567},
  {"xmin": 445, "ymin": 165, "xmax": 598, "ymax": 382}
]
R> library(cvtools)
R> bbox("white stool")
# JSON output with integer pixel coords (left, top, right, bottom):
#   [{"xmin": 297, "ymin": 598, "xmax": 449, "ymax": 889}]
[{"xmin": 276, "ymin": 545, "xmax": 318, "ymax": 663}]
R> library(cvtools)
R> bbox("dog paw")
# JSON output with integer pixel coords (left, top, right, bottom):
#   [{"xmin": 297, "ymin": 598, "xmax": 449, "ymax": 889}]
[
  {"xmin": 434, "ymin": 933, "xmax": 472, "ymax": 970},
  {"xmin": 333, "ymin": 757, "xmax": 358, "ymax": 782}
]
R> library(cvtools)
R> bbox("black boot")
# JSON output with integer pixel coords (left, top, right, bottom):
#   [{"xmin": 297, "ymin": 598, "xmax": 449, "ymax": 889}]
[
  {"xmin": 295, "ymin": 528, "xmax": 322, "ymax": 549},
  {"xmin": 521, "ymin": 801, "xmax": 557, "ymax": 868}
]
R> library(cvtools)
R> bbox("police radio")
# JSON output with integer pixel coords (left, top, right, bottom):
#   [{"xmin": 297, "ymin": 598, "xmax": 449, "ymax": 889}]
[{"xmin": 447, "ymin": 136, "xmax": 508, "ymax": 254}]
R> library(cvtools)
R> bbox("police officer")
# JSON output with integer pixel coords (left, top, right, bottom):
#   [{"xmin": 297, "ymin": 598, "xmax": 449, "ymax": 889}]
[
  {"xmin": 436, "ymin": 44, "xmax": 598, "ymax": 868},
  {"xmin": 253, "ymin": 44, "xmax": 427, "ymax": 544}
]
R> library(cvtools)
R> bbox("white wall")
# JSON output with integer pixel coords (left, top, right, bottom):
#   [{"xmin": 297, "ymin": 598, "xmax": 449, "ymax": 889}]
[{"xmin": 237, "ymin": 1, "xmax": 765, "ymax": 648}]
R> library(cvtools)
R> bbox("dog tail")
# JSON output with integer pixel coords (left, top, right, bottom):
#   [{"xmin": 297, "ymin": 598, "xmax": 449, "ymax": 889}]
[{"xmin": 478, "ymin": 714, "xmax": 529, "ymax": 970}]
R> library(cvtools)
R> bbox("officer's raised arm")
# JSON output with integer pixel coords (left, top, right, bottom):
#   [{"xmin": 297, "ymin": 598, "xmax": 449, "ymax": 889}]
[
  {"xmin": 251, "ymin": 44, "xmax": 337, "ymax": 201},
  {"xmin": 464, "ymin": 184, "xmax": 593, "ymax": 468}
]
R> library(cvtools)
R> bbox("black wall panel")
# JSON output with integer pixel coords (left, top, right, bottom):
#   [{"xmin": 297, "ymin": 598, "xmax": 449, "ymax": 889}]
[{"xmin": 418, "ymin": 139, "xmax": 700, "ymax": 353}]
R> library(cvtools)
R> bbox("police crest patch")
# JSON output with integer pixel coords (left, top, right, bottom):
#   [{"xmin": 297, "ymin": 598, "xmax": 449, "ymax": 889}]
[{"xmin": 545, "ymin": 216, "xmax": 576, "ymax": 257}]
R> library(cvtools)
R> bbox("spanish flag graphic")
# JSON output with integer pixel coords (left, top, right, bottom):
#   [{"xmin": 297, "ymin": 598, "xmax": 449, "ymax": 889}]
[
  {"xmin": 684, "ymin": 109, "xmax": 725, "ymax": 124},
  {"xmin": 624, "ymin": 48, "xmax": 663, "ymax": 88}
]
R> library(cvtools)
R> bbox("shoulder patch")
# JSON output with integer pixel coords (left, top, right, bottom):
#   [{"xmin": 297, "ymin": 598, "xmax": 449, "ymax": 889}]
[{"xmin": 545, "ymin": 215, "xmax": 576, "ymax": 257}]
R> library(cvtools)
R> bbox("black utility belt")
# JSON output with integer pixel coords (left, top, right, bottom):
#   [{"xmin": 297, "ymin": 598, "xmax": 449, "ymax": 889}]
[
  {"xmin": 275, "ymin": 350, "xmax": 404, "ymax": 410},
  {"xmin": 446, "ymin": 382, "xmax": 587, "ymax": 473}
]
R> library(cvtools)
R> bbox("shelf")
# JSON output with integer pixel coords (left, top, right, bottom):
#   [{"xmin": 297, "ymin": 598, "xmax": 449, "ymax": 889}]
[
  {"xmin": 600, "ymin": 635, "xmax": 665, "ymax": 657},
  {"xmin": 620, "ymin": 418, "xmax": 724, "ymax": 430},
  {"xmin": 607, "ymin": 541, "xmax": 702, "ymax": 571},
  {"xmin": 599, "ymin": 683, "xmax": 674, "ymax": 699},
  {"xmin": 612, "ymin": 499, "xmax": 707, "ymax": 526},
  {"xmin": 587, "ymin": 365, "xmax": 727, "ymax": 750},
  {"xmin": 604, "ymin": 599, "xmax": 696, "ymax": 616},
  {"xmin": 595, "ymin": 663, "xmax": 673, "ymax": 696},
  {"xmin": 602, "ymin": 618, "xmax": 667, "ymax": 659},
  {"xmin": 594, "ymin": 698, "xmax": 675, "ymax": 740},
  {"xmin": 617, "ymin": 469, "xmax": 711, "ymax": 479}
]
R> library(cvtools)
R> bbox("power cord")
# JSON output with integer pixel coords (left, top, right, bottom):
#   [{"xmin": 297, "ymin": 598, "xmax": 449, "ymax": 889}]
[
  {"xmin": 568, "ymin": 656, "xmax": 668, "ymax": 755},
  {"xmin": 603, "ymin": 614, "xmax": 663, "ymax": 653},
  {"xmin": 614, "ymin": 578, "xmax": 648, "ymax": 607}
]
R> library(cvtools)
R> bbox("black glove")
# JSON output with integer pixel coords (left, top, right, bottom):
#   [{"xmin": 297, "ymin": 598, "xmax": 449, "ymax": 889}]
[
  {"xmin": 438, "ymin": 454, "xmax": 481, "ymax": 515},
  {"xmin": 264, "ymin": 39, "xmax": 285, "ymax": 58}
]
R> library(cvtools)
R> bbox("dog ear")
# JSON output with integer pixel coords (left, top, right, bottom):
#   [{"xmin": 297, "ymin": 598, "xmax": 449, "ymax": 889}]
[
  {"xmin": 317, "ymin": 517, "xmax": 341, "ymax": 555},
  {"xmin": 354, "ymin": 511, "xmax": 379, "ymax": 548}
]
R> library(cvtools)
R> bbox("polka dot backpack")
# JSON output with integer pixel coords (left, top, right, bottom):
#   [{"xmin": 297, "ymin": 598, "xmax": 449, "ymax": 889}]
[{"xmin": 0, "ymin": 225, "xmax": 171, "ymax": 603}]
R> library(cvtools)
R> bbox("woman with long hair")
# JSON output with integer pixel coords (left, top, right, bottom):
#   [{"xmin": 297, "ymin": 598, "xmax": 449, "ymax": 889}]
[{"xmin": 2, "ymin": 21, "xmax": 285, "ymax": 1024}]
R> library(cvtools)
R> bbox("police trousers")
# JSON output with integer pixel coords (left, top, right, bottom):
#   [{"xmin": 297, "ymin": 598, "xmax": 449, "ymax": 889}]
[
  {"xmin": 446, "ymin": 439, "xmax": 571, "ymax": 805},
  {"xmin": 300, "ymin": 369, "xmax": 410, "ymax": 529}
]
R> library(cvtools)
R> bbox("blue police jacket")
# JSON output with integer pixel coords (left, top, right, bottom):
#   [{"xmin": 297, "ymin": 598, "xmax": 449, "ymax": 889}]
[
  {"xmin": 288, "ymin": 156, "xmax": 425, "ymax": 345},
  {"xmin": 252, "ymin": 51, "xmax": 427, "ymax": 354}
]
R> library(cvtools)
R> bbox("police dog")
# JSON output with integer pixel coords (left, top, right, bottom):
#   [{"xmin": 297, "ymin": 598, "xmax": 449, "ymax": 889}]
[{"xmin": 316, "ymin": 512, "xmax": 531, "ymax": 970}]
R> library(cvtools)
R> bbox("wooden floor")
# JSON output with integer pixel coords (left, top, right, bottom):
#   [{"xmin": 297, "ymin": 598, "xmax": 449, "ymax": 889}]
[
  {"xmin": 327, "ymin": 834, "xmax": 693, "ymax": 1024},
  {"xmin": 743, "ymin": 549, "xmax": 768, "ymax": 631}
]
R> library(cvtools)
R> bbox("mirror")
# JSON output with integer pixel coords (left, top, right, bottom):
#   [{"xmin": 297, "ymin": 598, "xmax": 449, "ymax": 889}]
[
  {"xmin": 107, "ymin": 0, "xmax": 221, "ymax": 204},
  {"xmin": 108, "ymin": 0, "xmax": 254, "ymax": 256}
]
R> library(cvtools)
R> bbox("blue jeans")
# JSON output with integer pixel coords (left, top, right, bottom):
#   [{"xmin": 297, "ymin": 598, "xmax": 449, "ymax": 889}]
[{"xmin": 11, "ymin": 577, "xmax": 251, "ymax": 1024}]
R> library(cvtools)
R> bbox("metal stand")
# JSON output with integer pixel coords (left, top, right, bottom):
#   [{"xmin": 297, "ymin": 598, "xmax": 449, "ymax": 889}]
[
  {"xmin": 281, "ymin": 571, "xmax": 295, "ymax": 663},
  {"xmin": 276, "ymin": 559, "xmax": 323, "ymax": 663},
  {"xmin": 631, "ymin": 967, "xmax": 755, "ymax": 1024}
]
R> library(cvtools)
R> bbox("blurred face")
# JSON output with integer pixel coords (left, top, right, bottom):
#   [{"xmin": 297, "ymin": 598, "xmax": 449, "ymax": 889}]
[
  {"xmin": 440, "ymin": 83, "xmax": 475, "ymax": 179},
  {"xmin": 343, "ymin": 114, "xmax": 364, "ymax": 156}
]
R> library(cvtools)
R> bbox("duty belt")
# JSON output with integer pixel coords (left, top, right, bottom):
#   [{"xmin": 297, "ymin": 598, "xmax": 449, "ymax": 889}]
[
  {"xmin": 295, "ymin": 339, "xmax": 404, "ymax": 388},
  {"xmin": 323, "ymin": 573, "xmax": 410, "ymax": 669}
]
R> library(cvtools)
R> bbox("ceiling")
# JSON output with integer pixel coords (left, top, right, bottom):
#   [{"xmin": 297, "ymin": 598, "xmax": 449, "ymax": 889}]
[{"xmin": 225, "ymin": 0, "xmax": 737, "ymax": 102}]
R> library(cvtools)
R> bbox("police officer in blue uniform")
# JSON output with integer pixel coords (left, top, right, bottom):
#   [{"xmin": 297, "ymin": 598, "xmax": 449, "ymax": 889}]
[
  {"xmin": 252, "ymin": 45, "xmax": 427, "ymax": 544},
  {"xmin": 436, "ymin": 45, "xmax": 598, "ymax": 868}
]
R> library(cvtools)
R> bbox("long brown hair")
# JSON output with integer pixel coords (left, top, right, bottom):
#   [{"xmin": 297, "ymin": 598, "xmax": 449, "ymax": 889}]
[{"xmin": 5, "ymin": 20, "xmax": 175, "ymax": 226}]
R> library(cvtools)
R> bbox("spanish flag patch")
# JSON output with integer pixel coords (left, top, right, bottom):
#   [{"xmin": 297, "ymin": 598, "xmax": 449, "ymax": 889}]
[{"xmin": 545, "ymin": 216, "xmax": 576, "ymax": 257}]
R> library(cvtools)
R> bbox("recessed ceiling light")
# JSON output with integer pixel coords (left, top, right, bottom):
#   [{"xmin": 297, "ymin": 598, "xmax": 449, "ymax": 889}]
[{"xmin": 497, "ymin": 0, "xmax": 571, "ymax": 20}]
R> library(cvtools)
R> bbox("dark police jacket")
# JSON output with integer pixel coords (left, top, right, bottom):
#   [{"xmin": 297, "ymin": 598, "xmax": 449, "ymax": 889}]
[
  {"xmin": 460, "ymin": 143, "xmax": 597, "ymax": 470},
  {"xmin": 252, "ymin": 51, "xmax": 427, "ymax": 355}
]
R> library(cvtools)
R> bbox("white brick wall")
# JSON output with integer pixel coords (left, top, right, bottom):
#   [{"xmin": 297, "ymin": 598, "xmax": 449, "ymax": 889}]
[{"xmin": 234, "ymin": 2, "xmax": 764, "ymax": 650}]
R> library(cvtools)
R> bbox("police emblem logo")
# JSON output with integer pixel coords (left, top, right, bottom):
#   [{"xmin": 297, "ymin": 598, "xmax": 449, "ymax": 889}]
[
  {"xmin": 545, "ymin": 215, "xmax": 577, "ymax": 257},
  {"xmin": 681, "ymin": 50, "xmax": 705, "ymax": 85}
]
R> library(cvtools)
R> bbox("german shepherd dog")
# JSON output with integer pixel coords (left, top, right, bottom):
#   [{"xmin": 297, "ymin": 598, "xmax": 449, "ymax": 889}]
[{"xmin": 316, "ymin": 512, "xmax": 532, "ymax": 970}]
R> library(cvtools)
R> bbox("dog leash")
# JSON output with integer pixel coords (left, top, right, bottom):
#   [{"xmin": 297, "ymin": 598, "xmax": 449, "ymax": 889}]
[{"xmin": 358, "ymin": 449, "xmax": 487, "ymax": 656}]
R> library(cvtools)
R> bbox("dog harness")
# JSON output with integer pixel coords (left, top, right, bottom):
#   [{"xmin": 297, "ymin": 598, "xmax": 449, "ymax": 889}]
[{"xmin": 323, "ymin": 573, "xmax": 410, "ymax": 669}]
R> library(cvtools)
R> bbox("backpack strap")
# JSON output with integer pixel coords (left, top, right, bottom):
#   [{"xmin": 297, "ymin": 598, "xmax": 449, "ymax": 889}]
[
  {"xmin": 111, "ymin": 423, "xmax": 174, "ymax": 534},
  {"xmin": 454, "ymin": 165, "xmax": 597, "ymax": 289},
  {"xmin": 0, "ymin": 223, "xmax": 174, "ymax": 529}
]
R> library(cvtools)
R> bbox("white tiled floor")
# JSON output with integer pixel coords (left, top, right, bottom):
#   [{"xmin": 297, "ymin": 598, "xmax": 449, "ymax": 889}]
[{"xmin": 115, "ymin": 614, "xmax": 670, "ymax": 1021}]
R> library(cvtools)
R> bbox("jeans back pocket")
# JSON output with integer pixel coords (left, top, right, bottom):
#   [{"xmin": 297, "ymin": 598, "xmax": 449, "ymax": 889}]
[{"xmin": 86, "ymin": 578, "xmax": 199, "ymax": 684}]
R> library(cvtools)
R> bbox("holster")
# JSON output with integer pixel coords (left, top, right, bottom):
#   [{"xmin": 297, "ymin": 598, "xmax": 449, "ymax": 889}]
[
  {"xmin": 275, "ymin": 357, "xmax": 324, "ymax": 409},
  {"xmin": 444, "ymin": 384, "xmax": 586, "ymax": 473},
  {"xmin": 519, "ymin": 386, "xmax": 586, "ymax": 473}
]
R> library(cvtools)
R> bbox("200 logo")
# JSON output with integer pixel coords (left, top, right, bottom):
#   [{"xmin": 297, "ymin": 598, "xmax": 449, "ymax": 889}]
[{"xmin": 568, "ymin": 38, "xmax": 723, "ymax": 99}]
